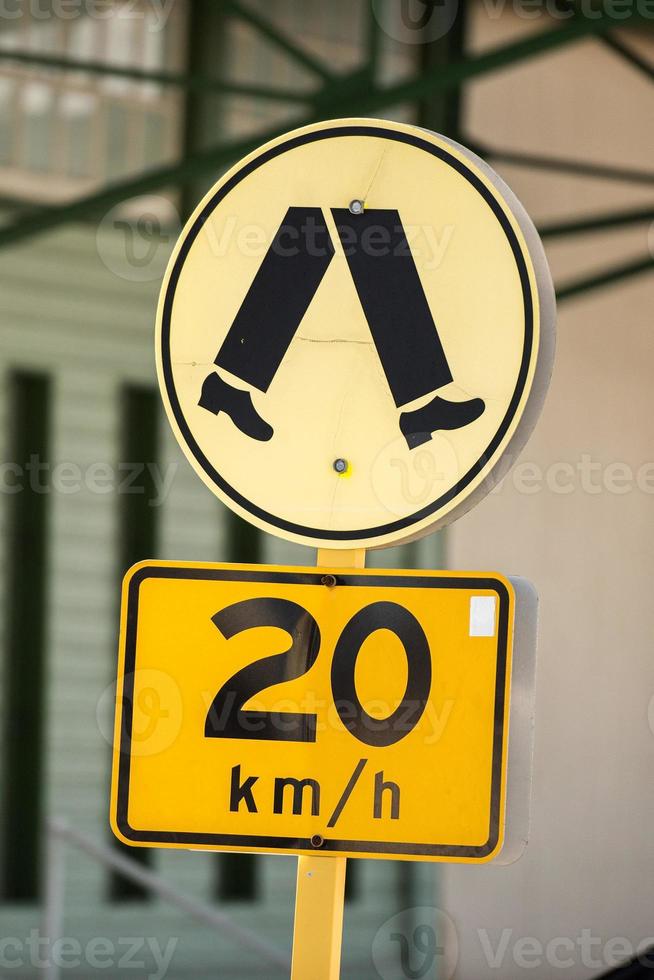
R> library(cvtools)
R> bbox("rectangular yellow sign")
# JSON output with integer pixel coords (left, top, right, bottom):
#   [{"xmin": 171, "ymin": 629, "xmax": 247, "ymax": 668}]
[{"xmin": 111, "ymin": 561, "xmax": 524, "ymax": 863}]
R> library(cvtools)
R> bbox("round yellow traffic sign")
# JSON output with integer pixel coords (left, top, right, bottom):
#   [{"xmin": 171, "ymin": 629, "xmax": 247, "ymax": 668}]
[{"xmin": 156, "ymin": 118, "xmax": 555, "ymax": 550}]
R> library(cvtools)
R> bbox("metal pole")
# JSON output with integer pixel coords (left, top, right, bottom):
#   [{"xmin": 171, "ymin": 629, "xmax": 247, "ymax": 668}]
[
  {"xmin": 289, "ymin": 549, "xmax": 366, "ymax": 979},
  {"xmin": 291, "ymin": 855, "xmax": 347, "ymax": 980}
]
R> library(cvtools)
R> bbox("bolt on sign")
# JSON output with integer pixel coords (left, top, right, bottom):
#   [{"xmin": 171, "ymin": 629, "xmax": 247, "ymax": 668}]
[{"xmin": 111, "ymin": 118, "xmax": 555, "ymax": 977}]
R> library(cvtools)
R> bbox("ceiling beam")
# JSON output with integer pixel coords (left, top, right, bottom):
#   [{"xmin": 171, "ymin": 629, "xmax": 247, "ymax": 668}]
[
  {"xmin": 224, "ymin": 0, "xmax": 336, "ymax": 82},
  {"xmin": 557, "ymin": 254, "xmax": 654, "ymax": 300},
  {"xmin": 0, "ymin": 49, "xmax": 313, "ymax": 103},
  {"xmin": 353, "ymin": 8, "xmax": 646, "ymax": 113},
  {"xmin": 601, "ymin": 31, "xmax": 654, "ymax": 81},
  {"xmin": 540, "ymin": 205, "xmax": 654, "ymax": 237},
  {"xmin": 0, "ymin": 7, "xmax": 646, "ymax": 250},
  {"xmin": 473, "ymin": 141, "xmax": 654, "ymax": 186}
]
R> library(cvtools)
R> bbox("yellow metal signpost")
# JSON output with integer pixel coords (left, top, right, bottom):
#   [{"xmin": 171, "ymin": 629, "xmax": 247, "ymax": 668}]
[{"xmin": 111, "ymin": 118, "xmax": 555, "ymax": 978}]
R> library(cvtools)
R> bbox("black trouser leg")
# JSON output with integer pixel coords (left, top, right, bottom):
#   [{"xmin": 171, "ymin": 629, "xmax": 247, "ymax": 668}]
[
  {"xmin": 331, "ymin": 208, "xmax": 453, "ymax": 408},
  {"xmin": 214, "ymin": 207, "xmax": 334, "ymax": 392}
]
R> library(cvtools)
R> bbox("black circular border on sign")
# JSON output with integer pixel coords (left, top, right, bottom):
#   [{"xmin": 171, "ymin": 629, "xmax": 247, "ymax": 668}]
[{"xmin": 160, "ymin": 125, "xmax": 534, "ymax": 541}]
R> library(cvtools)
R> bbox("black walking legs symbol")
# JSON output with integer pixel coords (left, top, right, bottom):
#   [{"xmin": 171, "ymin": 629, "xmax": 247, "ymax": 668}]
[{"xmin": 199, "ymin": 206, "xmax": 484, "ymax": 450}]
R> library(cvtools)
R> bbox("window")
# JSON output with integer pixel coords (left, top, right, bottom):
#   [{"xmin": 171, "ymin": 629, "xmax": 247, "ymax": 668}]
[
  {"xmin": 0, "ymin": 371, "xmax": 50, "ymax": 902},
  {"xmin": 0, "ymin": 0, "xmax": 187, "ymax": 203},
  {"xmin": 109, "ymin": 384, "xmax": 159, "ymax": 901}
]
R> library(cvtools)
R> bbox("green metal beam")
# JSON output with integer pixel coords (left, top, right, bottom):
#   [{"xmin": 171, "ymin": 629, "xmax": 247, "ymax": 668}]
[
  {"xmin": 224, "ymin": 0, "xmax": 336, "ymax": 82},
  {"xmin": 352, "ymin": 8, "xmax": 646, "ymax": 113},
  {"xmin": 601, "ymin": 32, "xmax": 654, "ymax": 81},
  {"xmin": 0, "ymin": 49, "xmax": 312, "ymax": 103},
  {"xmin": 557, "ymin": 255, "xmax": 654, "ymax": 301},
  {"xmin": 540, "ymin": 205, "xmax": 654, "ymax": 238},
  {"xmin": 366, "ymin": 1, "xmax": 381, "ymax": 81},
  {"xmin": 473, "ymin": 141, "xmax": 654, "ymax": 186},
  {"xmin": 0, "ymin": 125, "xmax": 284, "ymax": 248},
  {"xmin": 0, "ymin": 11, "xmax": 646, "ymax": 121},
  {"xmin": 565, "ymin": 0, "xmax": 654, "ymax": 83},
  {"xmin": 417, "ymin": 0, "xmax": 468, "ymax": 139},
  {"xmin": 0, "ymin": 7, "xmax": 647, "ymax": 251}
]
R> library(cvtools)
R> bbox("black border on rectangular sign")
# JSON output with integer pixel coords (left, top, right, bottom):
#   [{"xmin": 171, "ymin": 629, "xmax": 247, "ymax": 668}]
[{"xmin": 115, "ymin": 565, "xmax": 510, "ymax": 859}]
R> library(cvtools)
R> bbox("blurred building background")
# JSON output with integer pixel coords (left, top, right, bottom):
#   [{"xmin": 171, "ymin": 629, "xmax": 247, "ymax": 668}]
[{"xmin": 0, "ymin": 1, "xmax": 651, "ymax": 978}]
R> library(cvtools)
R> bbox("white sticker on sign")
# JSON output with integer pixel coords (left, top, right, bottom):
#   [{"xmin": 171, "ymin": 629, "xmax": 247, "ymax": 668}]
[{"xmin": 469, "ymin": 596, "xmax": 496, "ymax": 637}]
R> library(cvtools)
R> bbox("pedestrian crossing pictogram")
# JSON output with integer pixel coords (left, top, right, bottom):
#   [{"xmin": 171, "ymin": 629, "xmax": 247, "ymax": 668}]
[
  {"xmin": 156, "ymin": 118, "xmax": 555, "ymax": 549},
  {"xmin": 199, "ymin": 206, "xmax": 485, "ymax": 450}
]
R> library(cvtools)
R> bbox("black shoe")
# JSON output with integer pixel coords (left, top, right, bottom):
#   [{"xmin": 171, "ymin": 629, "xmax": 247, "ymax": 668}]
[
  {"xmin": 400, "ymin": 395, "xmax": 485, "ymax": 450},
  {"xmin": 199, "ymin": 372, "xmax": 273, "ymax": 442}
]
